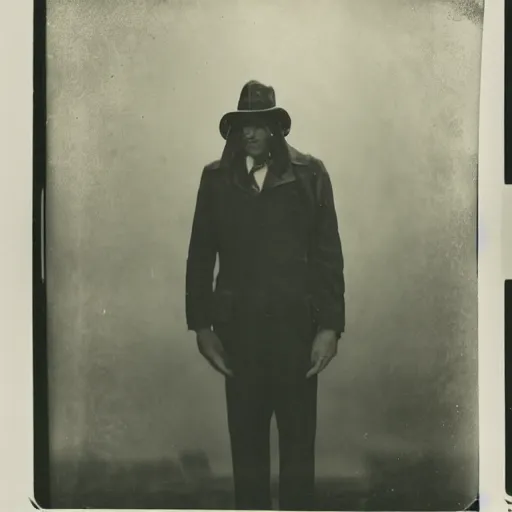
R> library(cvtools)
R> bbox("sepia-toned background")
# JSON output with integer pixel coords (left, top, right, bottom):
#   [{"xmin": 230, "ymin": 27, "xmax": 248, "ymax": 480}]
[{"xmin": 46, "ymin": 0, "xmax": 482, "ymax": 509}]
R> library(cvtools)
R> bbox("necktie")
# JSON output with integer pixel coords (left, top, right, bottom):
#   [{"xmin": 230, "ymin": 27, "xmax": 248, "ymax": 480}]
[{"xmin": 248, "ymin": 162, "xmax": 267, "ymax": 192}]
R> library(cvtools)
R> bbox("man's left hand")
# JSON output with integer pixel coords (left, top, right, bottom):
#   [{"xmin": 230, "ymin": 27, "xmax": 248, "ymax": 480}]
[{"xmin": 306, "ymin": 329, "xmax": 339, "ymax": 378}]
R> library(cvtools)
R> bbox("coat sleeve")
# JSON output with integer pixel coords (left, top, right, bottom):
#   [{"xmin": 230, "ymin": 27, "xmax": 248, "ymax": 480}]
[
  {"xmin": 309, "ymin": 159, "xmax": 345, "ymax": 334},
  {"xmin": 186, "ymin": 167, "xmax": 218, "ymax": 331}
]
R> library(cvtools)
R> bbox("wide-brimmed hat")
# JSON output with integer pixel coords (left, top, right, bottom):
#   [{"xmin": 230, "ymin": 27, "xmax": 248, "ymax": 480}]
[{"xmin": 219, "ymin": 80, "xmax": 291, "ymax": 140}]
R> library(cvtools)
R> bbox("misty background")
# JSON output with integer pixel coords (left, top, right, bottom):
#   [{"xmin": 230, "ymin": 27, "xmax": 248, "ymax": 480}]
[{"xmin": 45, "ymin": 0, "xmax": 482, "ymax": 509}]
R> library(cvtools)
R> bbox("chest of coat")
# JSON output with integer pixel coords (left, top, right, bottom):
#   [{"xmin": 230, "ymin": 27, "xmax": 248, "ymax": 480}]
[{"xmin": 214, "ymin": 181, "xmax": 311, "ymax": 250}]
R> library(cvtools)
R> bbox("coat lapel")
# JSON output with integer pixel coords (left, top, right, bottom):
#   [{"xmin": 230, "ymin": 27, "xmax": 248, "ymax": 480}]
[
  {"xmin": 262, "ymin": 144, "xmax": 311, "ymax": 191},
  {"xmin": 262, "ymin": 164, "xmax": 295, "ymax": 189},
  {"xmin": 229, "ymin": 144, "xmax": 312, "ymax": 193}
]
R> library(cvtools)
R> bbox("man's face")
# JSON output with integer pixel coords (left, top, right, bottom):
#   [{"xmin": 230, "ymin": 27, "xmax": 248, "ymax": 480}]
[{"xmin": 241, "ymin": 117, "xmax": 271, "ymax": 159}]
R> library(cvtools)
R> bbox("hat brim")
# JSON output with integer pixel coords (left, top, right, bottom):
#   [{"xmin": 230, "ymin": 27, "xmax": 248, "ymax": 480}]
[{"xmin": 219, "ymin": 107, "xmax": 291, "ymax": 140}]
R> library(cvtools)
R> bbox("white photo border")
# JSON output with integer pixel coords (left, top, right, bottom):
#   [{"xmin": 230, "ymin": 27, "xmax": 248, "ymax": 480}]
[{"xmin": 0, "ymin": 0, "xmax": 504, "ymax": 510}]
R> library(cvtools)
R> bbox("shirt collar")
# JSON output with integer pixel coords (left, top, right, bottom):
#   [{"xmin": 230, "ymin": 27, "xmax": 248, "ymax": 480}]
[
  {"xmin": 245, "ymin": 155, "xmax": 253, "ymax": 172},
  {"xmin": 245, "ymin": 155, "xmax": 269, "ymax": 173}
]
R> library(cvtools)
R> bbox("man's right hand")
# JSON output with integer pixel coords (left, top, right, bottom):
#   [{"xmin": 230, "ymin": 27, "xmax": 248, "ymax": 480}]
[{"xmin": 196, "ymin": 329, "xmax": 233, "ymax": 378}]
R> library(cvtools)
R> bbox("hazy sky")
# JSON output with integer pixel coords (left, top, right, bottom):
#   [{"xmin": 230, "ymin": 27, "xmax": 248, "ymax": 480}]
[{"xmin": 46, "ymin": 0, "xmax": 481, "ymax": 500}]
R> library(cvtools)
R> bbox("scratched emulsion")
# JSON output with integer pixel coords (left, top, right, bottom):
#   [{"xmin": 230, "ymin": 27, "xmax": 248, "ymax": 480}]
[{"xmin": 46, "ymin": 0, "xmax": 482, "ymax": 509}]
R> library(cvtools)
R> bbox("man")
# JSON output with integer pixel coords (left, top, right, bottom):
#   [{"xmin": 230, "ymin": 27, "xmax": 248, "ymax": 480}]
[{"xmin": 186, "ymin": 80, "xmax": 345, "ymax": 510}]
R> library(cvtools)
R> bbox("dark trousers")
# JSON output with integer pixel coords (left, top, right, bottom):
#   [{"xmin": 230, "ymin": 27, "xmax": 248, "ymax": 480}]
[{"xmin": 219, "ymin": 316, "xmax": 318, "ymax": 511}]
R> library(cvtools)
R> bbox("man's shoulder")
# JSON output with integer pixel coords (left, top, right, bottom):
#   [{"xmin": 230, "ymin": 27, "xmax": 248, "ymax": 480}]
[
  {"xmin": 203, "ymin": 159, "xmax": 222, "ymax": 172},
  {"xmin": 288, "ymin": 145, "xmax": 328, "ymax": 176},
  {"xmin": 200, "ymin": 159, "xmax": 229, "ymax": 186}
]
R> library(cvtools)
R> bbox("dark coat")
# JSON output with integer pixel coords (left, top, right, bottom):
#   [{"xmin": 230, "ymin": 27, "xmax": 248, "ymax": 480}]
[{"xmin": 185, "ymin": 144, "xmax": 345, "ymax": 337}]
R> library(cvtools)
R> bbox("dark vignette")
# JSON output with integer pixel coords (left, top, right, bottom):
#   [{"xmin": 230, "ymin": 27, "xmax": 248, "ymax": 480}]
[{"xmin": 33, "ymin": 0, "xmax": 50, "ymax": 507}]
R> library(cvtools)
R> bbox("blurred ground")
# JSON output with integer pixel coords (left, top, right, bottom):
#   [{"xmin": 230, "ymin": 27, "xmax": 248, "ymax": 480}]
[{"xmin": 51, "ymin": 448, "xmax": 477, "ymax": 510}]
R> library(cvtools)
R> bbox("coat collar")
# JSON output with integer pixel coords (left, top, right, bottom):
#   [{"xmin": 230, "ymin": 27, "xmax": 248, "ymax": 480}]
[
  {"xmin": 287, "ymin": 144, "xmax": 311, "ymax": 167},
  {"xmin": 262, "ymin": 144, "xmax": 311, "ymax": 190},
  {"xmin": 228, "ymin": 143, "xmax": 312, "ymax": 194}
]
